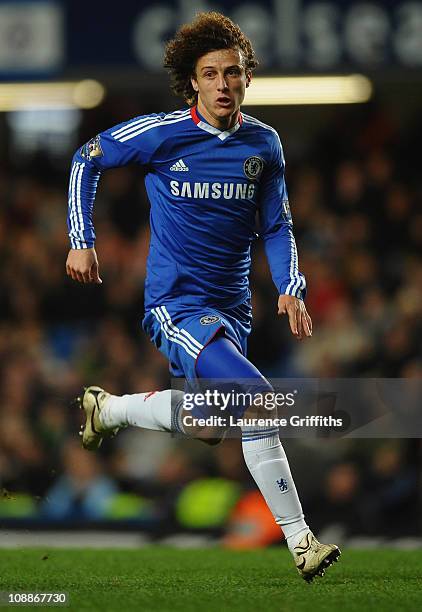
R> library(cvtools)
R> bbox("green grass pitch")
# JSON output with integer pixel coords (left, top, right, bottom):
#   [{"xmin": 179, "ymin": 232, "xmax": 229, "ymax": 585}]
[{"xmin": 0, "ymin": 548, "xmax": 421, "ymax": 611}]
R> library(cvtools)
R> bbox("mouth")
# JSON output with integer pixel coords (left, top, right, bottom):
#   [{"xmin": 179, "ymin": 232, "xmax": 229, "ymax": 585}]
[{"xmin": 216, "ymin": 97, "xmax": 232, "ymax": 108}]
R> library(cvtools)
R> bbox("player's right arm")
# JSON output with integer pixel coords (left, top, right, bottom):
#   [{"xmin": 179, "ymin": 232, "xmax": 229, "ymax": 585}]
[{"xmin": 66, "ymin": 114, "xmax": 162, "ymax": 283}]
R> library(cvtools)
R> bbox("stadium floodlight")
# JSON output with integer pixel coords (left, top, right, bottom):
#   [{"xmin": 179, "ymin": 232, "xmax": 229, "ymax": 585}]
[
  {"xmin": 243, "ymin": 75, "xmax": 372, "ymax": 105},
  {"xmin": 0, "ymin": 80, "xmax": 105, "ymax": 111}
]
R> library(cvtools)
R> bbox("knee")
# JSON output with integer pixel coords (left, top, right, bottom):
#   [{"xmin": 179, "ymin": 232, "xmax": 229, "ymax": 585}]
[
  {"xmin": 196, "ymin": 428, "xmax": 228, "ymax": 446},
  {"xmin": 180, "ymin": 405, "xmax": 228, "ymax": 445}
]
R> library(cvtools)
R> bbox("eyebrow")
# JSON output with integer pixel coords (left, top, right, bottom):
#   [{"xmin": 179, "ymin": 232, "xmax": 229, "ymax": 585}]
[{"xmin": 200, "ymin": 64, "xmax": 242, "ymax": 71}]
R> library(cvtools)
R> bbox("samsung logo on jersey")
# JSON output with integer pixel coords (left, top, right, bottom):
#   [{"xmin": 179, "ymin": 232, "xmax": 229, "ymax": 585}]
[{"xmin": 170, "ymin": 180, "xmax": 256, "ymax": 200}]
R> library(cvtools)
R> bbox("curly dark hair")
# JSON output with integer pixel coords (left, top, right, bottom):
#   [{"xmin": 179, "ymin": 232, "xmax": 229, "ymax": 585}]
[{"xmin": 163, "ymin": 12, "xmax": 258, "ymax": 106}]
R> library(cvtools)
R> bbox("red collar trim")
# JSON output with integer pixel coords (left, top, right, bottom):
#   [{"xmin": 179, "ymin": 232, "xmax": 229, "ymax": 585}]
[
  {"xmin": 190, "ymin": 105, "xmax": 200, "ymax": 124},
  {"xmin": 190, "ymin": 105, "xmax": 243, "ymax": 127}
]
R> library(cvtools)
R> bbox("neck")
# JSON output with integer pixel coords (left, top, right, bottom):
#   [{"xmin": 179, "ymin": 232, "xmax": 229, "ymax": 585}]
[{"xmin": 196, "ymin": 99, "xmax": 239, "ymax": 130}]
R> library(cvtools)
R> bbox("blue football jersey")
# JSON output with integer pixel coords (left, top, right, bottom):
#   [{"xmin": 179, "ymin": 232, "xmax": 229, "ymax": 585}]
[{"xmin": 67, "ymin": 106, "xmax": 306, "ymax": 310}]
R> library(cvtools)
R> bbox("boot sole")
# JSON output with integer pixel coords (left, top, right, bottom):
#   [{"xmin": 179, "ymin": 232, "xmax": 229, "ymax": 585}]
[{"xmin": 303, "ymin": 547, "xmax": 341, "ymax": 583}]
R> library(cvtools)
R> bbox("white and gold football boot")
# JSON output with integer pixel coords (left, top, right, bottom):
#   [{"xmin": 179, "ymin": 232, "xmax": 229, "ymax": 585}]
[
  {"xmin": 293, "ymin": 531, "xmax": 341, "ymax": 583},
  {"xmin": 73, "ymin": 386, "xmax": 119, "ymax": 451}
]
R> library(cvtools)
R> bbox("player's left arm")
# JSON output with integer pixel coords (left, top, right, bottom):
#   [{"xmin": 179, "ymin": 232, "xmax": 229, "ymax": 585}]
[{"xmin": 258, "ymin": 132, "xmax": 312, "ymax": 341}]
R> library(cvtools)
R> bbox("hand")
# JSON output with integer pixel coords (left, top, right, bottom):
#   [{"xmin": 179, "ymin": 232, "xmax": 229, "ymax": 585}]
[
  {"xmin": 66, "ymin": 247, "xmax": 102, "ymax": 284},
  {"xmin": 278, "ymin": 295, "xmax": 312, "ymax": 340}
]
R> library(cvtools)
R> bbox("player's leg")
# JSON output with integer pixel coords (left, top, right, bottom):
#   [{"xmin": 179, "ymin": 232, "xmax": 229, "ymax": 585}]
[
  {"xmin": 75, "ymin": 306, "xmax": 223, "ymax": 449},
  {"xmin": 195, "ymin": 336, "xmax": 340, "ymax": 581},
  {"xmin": 195, "ymin": 336, "xmax": 310, "ymax": 546},
  {"xmin": 76, "ymin": 385, "xmax": 185, "ymax": 450}
]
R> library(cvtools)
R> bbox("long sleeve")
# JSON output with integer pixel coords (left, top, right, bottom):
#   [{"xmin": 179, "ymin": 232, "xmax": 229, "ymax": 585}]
[
  {"xmin": 67, "ymin": 156, "xmax": 100, "ymax": 249},
  {"xmin": 258, "ymin": 132, "xmax": 306, "ymax": 300},
  {"xmin": 67, "ymin": 113, "xmax": 164, "ymax": 249}
]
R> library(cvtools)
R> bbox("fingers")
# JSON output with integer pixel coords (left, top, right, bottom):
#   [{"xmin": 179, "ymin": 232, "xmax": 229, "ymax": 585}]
[
  {"xmin": 294, "ymin": 305, "xmax": 303, "ymax": 340},
  {"xmin": 297, "ymin": 306, "xmax": 313, "ymax": 340},
  {"xmin": 279, "ymin": 297, "xmax": 313, "ymax": 341},
  {"xmin": 66, "ymin": 264, "xmax": 102, "ymax": 284},
  {"xmin": 278, "ymin": 298, "xmax": 299, "ymax": 336},
  {"xmin": 67, "ymin": 267, "xmax": 88, "ymax": 283},
  {"xmin": 286, "ymin": 302, "xmax": 299, "ymax": 337},
  {"xmin": 90, "ymin": 262, "xmax": 103, "ymax": 284},
  {"xmin": 66, "ymin": 265, "xmax": 82, "ymax": 283},
  {"xmin": 303, "ymin": 308, "xmax": 313, "ymax": 336}
]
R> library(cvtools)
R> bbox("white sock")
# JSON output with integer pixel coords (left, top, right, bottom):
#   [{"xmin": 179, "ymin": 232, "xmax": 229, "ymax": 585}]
[
  {"xmin": 99, "ymin": 389, "xmax": 185, "ymax": 433},
  {"xmin": 241, "ymin": 426, "xmax": 310, "ymax": 552}
]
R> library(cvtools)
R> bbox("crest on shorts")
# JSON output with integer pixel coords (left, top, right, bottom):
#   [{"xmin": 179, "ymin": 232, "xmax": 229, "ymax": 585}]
[
  {"xmin": 200, "ymin": 315, "xmax": 220, "ymax": 325},
  {"xmin": 244, "ymin": 156, "xmax": 264, "ymax": 180},
  {"xmin": 80, "ymin": 135, "xmax": 103, "ymax": 160}
]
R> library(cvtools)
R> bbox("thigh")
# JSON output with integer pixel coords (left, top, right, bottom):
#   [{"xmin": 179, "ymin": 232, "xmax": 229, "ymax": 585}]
[
  {"xmin": 195, "ymin": 336, "xmax": 273, "ymax": 418},
  {"xmin": 196, "ymin": 335, "xmax": 269, "ymax": 384}
]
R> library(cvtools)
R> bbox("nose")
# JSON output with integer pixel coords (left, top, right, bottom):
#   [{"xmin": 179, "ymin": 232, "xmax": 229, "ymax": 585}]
[{"xmin": 216, "ymin": 74, "xmax": 228, "ymax": 91}]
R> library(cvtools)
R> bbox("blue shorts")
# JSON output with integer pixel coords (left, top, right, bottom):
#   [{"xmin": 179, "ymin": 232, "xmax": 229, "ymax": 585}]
[{"xmin": 142, "ymin": 300, "xmax": 252, "ymax": 379}]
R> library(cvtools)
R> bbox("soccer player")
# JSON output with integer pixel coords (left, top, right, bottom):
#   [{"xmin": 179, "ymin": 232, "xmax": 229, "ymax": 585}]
[{"xmin": 66, "ymin": 12, "xmax": 340, "ymax": 581}]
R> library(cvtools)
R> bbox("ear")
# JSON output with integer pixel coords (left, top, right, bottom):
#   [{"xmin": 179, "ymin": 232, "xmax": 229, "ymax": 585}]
[
  {"xmin": 246, "ymin": 71, "xmax": 252, "ymax": 88},
  {"xmin": 191, "ymin": 75, "xmax": 199, "ymax": 92}
]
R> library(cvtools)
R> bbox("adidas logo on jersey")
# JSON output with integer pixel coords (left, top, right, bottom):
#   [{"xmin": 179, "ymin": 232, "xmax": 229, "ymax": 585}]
[{"xmin": 170, "ymin": 159, "xmax": 189, "ymax": 172}]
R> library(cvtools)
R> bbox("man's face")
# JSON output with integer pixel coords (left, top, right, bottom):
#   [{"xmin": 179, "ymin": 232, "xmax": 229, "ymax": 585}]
[{"xmin": 191, "ymin": 48, "xmax": 251, "ymax": 126}]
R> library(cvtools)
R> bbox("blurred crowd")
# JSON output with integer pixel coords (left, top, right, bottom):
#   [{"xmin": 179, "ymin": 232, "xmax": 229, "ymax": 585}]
[{"xmin": 0, "ymin": 98, "xmax": 420, "ymax": 541}]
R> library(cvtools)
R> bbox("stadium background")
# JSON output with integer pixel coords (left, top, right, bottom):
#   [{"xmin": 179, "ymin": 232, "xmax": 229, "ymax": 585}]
[{"xmin": 0, "ymin": 0, "xmax": 421, "ymax": 547}]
